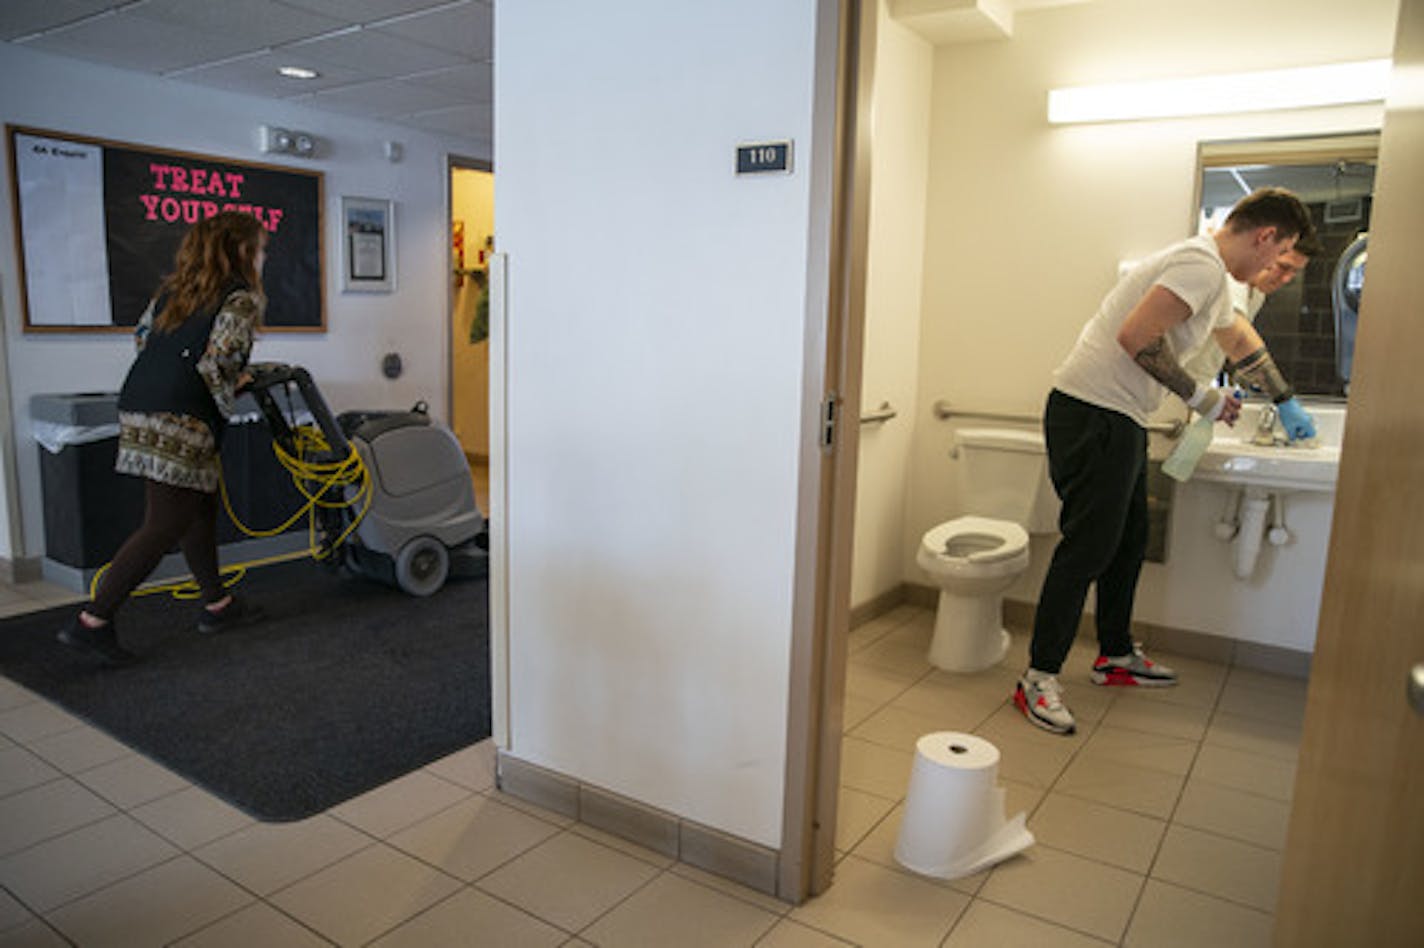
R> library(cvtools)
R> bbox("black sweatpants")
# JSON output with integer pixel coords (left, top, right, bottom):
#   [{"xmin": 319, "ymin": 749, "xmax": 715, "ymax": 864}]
[
  {"xmin": 1029, "ymin": 389, "xmax": 1148, "ymax": 674},
  {"xmin": 90, "ymin": 479, "xmax": 223, "ymax": 620}
]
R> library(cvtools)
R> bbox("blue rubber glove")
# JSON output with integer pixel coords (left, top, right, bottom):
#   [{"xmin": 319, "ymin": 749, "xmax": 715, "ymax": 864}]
[{"xmin": 1276, "ymin": 397, "xmax": 1316, "ymax": 441}]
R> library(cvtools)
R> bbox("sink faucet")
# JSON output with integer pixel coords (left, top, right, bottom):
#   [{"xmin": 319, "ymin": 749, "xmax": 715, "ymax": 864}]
[{"xmin": 1251, "ymin": 404, "xmax": 1279, "ymax": 446}]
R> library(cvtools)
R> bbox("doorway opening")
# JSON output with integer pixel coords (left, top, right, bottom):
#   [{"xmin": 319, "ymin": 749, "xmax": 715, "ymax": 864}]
[{"xmin": 448, "ymin": 156, "xmax": 494, "ymax": 513}]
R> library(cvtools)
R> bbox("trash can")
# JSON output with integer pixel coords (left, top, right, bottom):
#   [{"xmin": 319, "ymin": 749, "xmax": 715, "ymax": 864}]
[
  {"xmin": 30, "ymin": 392, "xmax": 141, "ymax": 571},
  {"xmin": 31, "ymin": 390, "xmax": 313, "ymax": 589}
]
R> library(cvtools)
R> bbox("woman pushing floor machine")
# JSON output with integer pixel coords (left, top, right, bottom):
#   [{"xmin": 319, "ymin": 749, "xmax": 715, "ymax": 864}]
[{"xmin": 243, "ymin": 362, "xmax": 487, "ymax": 596}]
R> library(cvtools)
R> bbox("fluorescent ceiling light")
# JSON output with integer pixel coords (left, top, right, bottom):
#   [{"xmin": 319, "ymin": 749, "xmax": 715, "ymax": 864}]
[
  {"xmin": 278, "ymin": 65, "xmax": 321, "ymax": 80},
  {"xmin": 1048, "ymin": 59, "xmax": 1391, "ymax": 124}
]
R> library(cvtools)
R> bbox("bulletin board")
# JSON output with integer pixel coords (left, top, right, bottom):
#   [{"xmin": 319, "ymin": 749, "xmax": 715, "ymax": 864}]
[{"xmin": 6, "ymin": 125, "xmax": 325, "ymax": 333}]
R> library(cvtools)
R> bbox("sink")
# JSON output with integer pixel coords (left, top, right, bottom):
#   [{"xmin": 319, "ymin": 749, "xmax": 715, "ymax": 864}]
[
  {"xmin": 1188, "ymin": 403, "xmax": 1344, "ymax": 493},
  {"xmin": 1194, "ymin": 439, "xmax": 1340, "ymax": 491}
]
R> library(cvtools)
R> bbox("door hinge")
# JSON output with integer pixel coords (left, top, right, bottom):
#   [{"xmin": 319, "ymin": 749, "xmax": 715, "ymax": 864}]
[{"xmin": 820, "ymin": 393, "xmax": 839, "ymax": 451}]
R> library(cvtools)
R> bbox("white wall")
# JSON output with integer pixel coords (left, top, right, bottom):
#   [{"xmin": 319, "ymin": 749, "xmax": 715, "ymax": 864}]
[
  {"xmin": 897, "ymin": 0, "xmax": 1398, "ymax": 649},
  {"xmin": 851, "ymin": 3, "xmax": 933, "ymax": 610},
  {"xmin": 497, "ymin": 0, "xmax": 832, "ymax": 848},
  {"xmin": 0, "ymin": 43, "xmax": 488, "ymax": 560}
]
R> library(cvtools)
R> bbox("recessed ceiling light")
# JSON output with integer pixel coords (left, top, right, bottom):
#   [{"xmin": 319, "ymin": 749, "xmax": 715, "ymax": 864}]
[{"xmin": 278, "ymin": 65, "xmax": 320, "ymax": 80}]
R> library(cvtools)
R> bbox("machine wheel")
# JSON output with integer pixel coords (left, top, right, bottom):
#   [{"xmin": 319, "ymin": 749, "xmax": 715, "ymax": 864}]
[{"xmin": 394, "ymin": 536, "xmax": 449, "ymax": 597}]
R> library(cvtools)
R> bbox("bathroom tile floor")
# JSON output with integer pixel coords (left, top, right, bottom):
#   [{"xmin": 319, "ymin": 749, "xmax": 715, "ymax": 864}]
[{"xmin": 0, "ymin": 588, "xmax": 1301, "ymax": 946}]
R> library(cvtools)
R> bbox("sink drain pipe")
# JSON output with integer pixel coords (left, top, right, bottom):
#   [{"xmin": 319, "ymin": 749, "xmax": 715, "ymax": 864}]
[
  {"xmin": 1267, "ymin": 493, "xmax": 1292, "ymax": 547},
  {"xmin": 1215, "ymin": 488, "xmax": 1243, "ymax": 541},
  {"xmin": 1234, "ymin": 489, "xmax": 1272, "ymax": 580}
]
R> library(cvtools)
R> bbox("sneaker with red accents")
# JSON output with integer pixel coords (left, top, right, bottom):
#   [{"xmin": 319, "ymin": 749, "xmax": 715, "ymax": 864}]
[
  {"xmin": 1014, "ymin": 672, "xmax": 1076, "ymax": 735},
  {"xmin": 1091, "ymin": 644, "xmax": 1177, "ymax": 687}
]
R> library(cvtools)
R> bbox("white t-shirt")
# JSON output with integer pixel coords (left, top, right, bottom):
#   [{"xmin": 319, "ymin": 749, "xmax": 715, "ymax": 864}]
[
  {"xmin": 1054, "ymin": 234, "xmax": 1236, "ymax": 426},
  {"xmin": 1181, "ymin": 277, "xmax": 1265, "ymax": 383}
]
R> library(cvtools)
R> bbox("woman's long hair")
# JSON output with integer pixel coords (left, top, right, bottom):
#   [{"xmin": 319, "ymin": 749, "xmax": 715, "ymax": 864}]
[{"xmin": 154, "ymin": 211, "xmax": 267, "ymax": 331}]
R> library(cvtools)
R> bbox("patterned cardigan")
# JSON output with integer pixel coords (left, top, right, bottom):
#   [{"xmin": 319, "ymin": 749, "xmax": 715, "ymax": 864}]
[{"xmin": 114, "ymin": 290, "xmax": 261, "ymax": 492}]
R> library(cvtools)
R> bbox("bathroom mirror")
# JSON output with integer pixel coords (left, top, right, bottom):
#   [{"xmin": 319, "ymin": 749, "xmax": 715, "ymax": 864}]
[{"xmin": 1193, "ymin": 131, "xmax": 1379, "ymax": 399}]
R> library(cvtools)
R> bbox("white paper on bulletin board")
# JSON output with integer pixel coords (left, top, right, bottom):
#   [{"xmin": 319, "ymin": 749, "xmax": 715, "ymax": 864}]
[{"xmin": 14, "ymin": 133, "xmax": 112, "ymax": 326}]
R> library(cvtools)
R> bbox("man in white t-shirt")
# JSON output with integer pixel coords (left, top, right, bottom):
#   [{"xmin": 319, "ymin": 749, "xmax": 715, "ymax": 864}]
[
  {"xmin": 1017, "ymin": 188, "xmax": 1316, "ymax": 736},
  {"xmin": 1181, "ymin": 239, "xmax": 1317, "ymax": 386}
]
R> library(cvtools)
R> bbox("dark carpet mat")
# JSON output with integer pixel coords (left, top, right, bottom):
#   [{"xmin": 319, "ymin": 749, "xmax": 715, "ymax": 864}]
[{"xmin": 0, "ymin": 559, "xmax": 491, "ymax": 822}]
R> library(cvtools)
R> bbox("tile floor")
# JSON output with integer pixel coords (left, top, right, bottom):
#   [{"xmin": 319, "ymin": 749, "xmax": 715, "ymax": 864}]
[{"xmin": 0, "ymin": 587, "xmax": 1303, "ymax": 946}]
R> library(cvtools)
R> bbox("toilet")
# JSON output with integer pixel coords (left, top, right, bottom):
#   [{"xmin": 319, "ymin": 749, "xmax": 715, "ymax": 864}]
[{"xmin": 917, "ymin": 427, "xmax": 1059, "ymax": 673}]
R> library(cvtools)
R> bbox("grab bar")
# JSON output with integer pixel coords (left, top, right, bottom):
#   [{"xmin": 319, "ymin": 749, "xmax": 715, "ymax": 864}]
[
  {"xmin": 932, "ymin": 401, "xmax": 1037, "ymax": 426},
  {"xmin": 933, "ymin": 399, "xmax": 1184, "ymax": 439},
  {"xmin": 860, "ymin": 401, "xmax": 897, "ymax": 425}
]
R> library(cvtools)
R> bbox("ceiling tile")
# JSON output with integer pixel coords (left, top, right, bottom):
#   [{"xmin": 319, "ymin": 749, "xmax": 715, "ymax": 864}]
[
  {"xmin": 305, "ymin": 78, "xmax": 467, "ymax": 118},
  {"xmin": 375, "ymin": 2, "xmax": 492, "ymax": 60},
  {"xmin": 131, "ymin": 0, "xmax": 349, "ymax": 49},
  {"xmin": 274, "ymin": 0, "xmax": 459, "ymax": 24},
  {"xmin": 177, "ymin": 50, "xmax": 371, "ymax": 97},
  {"xmin": 2, "ymin": 0, "xmax": 496, "ymax": 142},
  {"xmin": 399, "ymin": 103, "xmax": 492, "ymax": 139},
  {"xmin": 404, "ymin": 62, "xmax": 493, "ymax": 102},
  {"xmin": 0, "ymin": 0, "xmax": 119, "ymax": 42},
  {"xmin": 287, "ymin": 27, "xmax": 467, "ymax": 78},
  {"xmin": 19, "ymin": 8, "xmax": 256, "ymax": 73}
]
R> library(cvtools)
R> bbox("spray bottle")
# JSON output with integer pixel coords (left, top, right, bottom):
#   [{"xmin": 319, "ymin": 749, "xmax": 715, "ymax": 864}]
[{"xmin": 1162, "ymin": 389, "xmax": 1241, "ymax": 483}]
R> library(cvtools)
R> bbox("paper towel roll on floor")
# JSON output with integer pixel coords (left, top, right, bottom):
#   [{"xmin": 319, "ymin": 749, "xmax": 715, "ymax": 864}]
[{"xmin": 894, "ymin": 731, "xmax": 1034, "ymax": 879}]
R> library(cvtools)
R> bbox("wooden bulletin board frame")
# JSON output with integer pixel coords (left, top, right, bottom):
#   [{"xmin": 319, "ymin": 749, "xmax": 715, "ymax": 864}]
[{"xmin": 6, "ymin": 125, "xmax": 326, "ymax": 333}]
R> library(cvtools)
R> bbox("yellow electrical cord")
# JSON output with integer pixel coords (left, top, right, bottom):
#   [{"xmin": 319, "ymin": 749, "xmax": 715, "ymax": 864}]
[{"xmin": 87, "ymin": 421, "xmax": 374, "ymax": 602}]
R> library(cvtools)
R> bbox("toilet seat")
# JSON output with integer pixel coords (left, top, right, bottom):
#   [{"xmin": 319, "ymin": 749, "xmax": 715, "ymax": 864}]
[
  {"xmin": 916, "ymin": 515, "xmax": 1029, "ymax": 672},
  {"xmin": 921, "ymin": 516, "xmax": 1028, "ymax": 566}
]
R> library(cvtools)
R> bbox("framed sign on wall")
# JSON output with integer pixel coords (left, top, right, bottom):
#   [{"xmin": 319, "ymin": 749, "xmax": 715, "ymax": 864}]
[
  {"xmin": 341, "ymin": 195, "xmax": 394, "ymax": 293},
  {"xmin": 6, "ymin": 125, "xmax": 325, "ymax": 333}
]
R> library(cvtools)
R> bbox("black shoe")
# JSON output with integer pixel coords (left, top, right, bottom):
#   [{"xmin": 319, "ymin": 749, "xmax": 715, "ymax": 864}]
[
  {"xmin": 197, "ymin": 596, "xmax": 262, "ymax": 634},
  {"xmin": 57, "ymin": 617, "xmax": 138, "ymax": 667}
]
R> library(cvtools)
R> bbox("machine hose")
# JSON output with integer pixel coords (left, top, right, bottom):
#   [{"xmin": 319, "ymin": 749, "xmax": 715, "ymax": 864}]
[{"xmin": 87, "ymin": 424, "xmax": 374, "ymax": 601}]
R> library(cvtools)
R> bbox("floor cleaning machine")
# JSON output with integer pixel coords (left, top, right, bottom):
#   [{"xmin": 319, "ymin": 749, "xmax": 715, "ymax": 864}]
[{"xmin": 243, "ymin": 362, "xmax": 487, "ymax": 596}]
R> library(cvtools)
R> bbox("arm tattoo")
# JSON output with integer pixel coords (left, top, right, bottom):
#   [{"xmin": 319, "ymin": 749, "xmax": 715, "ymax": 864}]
[
  {"xmin": 1231, "ymin": 346, "xmax": 1294, "ymax": 403},
  {"xmin": 1132, "ymin": 338, "xmax": 1198, "ymax": 403}
]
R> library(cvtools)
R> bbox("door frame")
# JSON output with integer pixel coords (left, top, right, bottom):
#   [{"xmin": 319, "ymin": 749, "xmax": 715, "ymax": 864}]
[
  {"xmin": 445, "ymin": 153, "xmax": 494, "ymax": 442},
  {"xmin": 0, "ymin": 280, "xmax": 26, "ymax": 577},
  {"xmin": 445, "ymin": 153, "xmax": 508, "ymax": 748},
  {"xmin": 779, "ymin": 0, "xmax": 877, "ymax": 902},
  {"xmin": 447, "ymin": 153, "xmax": 498, "ymax": 429}
]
